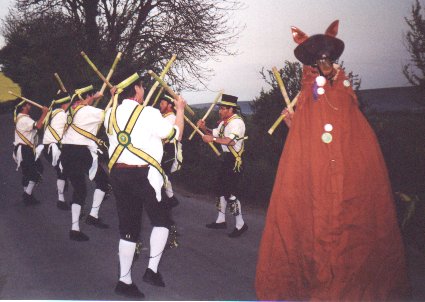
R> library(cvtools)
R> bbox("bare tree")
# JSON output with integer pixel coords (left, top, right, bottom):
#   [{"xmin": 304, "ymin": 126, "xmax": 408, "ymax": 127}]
[
  {"xmin": 14, "ymin": 0, "xmax": 243, "ymax": 90},
  {"xmin": 403, "ymin": 0, "xmax": 425, "ymax": 90}
]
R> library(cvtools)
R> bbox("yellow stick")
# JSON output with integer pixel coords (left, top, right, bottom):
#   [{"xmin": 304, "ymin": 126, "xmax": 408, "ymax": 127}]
[
  {"xmin": 54, "ymin": 73, "xmax": 67, "ymax": 93},
  {"xmin": 8, "ymin": 91, "xmax": 43, "ymax": 109},
  {"xmin": 272, "ymin": 66, "xmax": 294, "ymax": 114},
  {"xmin": 104, "ymin": 73, "xmax": 140, "ymax": 113},
  {"xmin": 75, "ymin": 85, "xmax": 94, "ymax": 96},
  {"xmin": 100, "ymin": 52, "xmax": 122, "ymax": 95},
  {"xmin": 188, "ymin": 90, "xmax": 223, "ymax": 140},
  {"xmin": 151, "ymin": 87, "xmax": 165, "ymax": 107},
  {"xmin": 94, "ymin": 52, "xmax": 123, "ymax": 108},
  {"xmin": 268, "ymin": 93, "xmax": 299, "ymax": 135},
  {"xmin": 144, "ymin": 54, "xmax": 177, "ymax": 107},
  {"xmin": 147, "ymin": 70, "xmax": 195, "ymax": 116},
  {"xmin": 80, "ymin": 51, "xmax": 113, "ymax": 88},
  {"xmin": 184, "ymin": 115, "xmax": 221, "ymax": 156}
]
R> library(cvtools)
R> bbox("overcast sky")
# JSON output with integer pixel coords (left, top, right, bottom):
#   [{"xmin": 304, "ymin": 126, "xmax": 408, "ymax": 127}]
[{"xmin": 0, "ymin": 0, "xmax": 416, "ymax": 104}]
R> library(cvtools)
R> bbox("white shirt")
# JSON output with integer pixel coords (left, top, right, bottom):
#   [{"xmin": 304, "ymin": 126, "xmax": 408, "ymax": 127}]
[
  {"xmin": 212, "ymin": 114, "xmax": 245, "ymax": 153},
  {"xmin": 105, "ymin": 99, "xmax": 178, "ymax": 201},
  {"xmin": 61, "ymin": 105, "xmax": 104, "ymax": 147},
  {"xmin": 105, "ymin": 99, "xmax": 176, "ymax": 165},
  {"xmin": 163, "ymin": 112, "xmax": 176, "ymax": 125},
  {"xmin": 43, "ymin": 109, "xmax": 67, "ymax": 144},
  {"xmin": 14, "ymin": 113, "xmax": 37, "ymax": 146},
  {"xmin": 163, "ymin": 112, "xmax": 176, "ymax": 143}
]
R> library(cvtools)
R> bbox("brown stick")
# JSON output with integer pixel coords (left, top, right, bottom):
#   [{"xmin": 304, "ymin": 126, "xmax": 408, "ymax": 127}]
[
  {"xmin": 144, "ymin": 54, "xmax": 177, "ymax": 107},
  {"xmin": 80, "ymin": 51, "xmax": 113, "ymax": 88},
  {"xmin": 184, "ymin": 115, "xmax": 221, "ymax": 156},
  {"xmin": 8, "ymin": 91, "xmax": 43, "ymax": 109},
  {"xmin": 147, "ymin": 70, "xmax": 195, "ymax": 116},
  {"xmin": 54, "ymin": 73, "xmax": 67, "ymax": 93},
  {"xmin": 188, "ymin": 90, "xmax": 223, "ymax": 140}
]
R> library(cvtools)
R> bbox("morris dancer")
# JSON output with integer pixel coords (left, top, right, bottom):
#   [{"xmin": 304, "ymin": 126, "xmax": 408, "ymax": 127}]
[
  {"xmin": 37, "ymin": 93, "xmax": 71, "ymax": 210},
  {"xmin": 13, "ymin": 100, "xmax": 49, "ymax": 205},
  {"xmin": 105, "ymin": 79, "xmax": 185, "ymax": 298},
  {"xmin": 197, "ymin": 94, "xmax": 248, "ymax": 238},
  {"xmin": 61, "ymin": 87, "xmax": 110, "ymax": 241},
  {"xmin": 255, "ymin": 20, "xmax": 410, "ymax": 301},
  {"xmin": 159, "ymin": 96, "xmax": 181, "ymax": 207}
]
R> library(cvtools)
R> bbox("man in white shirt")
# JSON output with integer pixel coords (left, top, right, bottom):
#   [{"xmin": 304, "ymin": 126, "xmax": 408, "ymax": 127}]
[
  {"xmin": 40, "ymin": 92, "xmax": 71, "ymax": 210},
  {"xmin": 13, "ymin": 101, "xmax": 49, "ymax": 205},
  {"xmin": 159, "ymin": 97, "xmax": 180, "ymax": 207},
  {"xmin": 197, "ymin": 94, "xmax": 248, "ymax": 238},
  {"xmin": 105, "ymin": 80, "xmax": 185, "ymax": 299},
  {"xmin": 61, "ymin": 89, "xmax": 110, "ymax": 241}
]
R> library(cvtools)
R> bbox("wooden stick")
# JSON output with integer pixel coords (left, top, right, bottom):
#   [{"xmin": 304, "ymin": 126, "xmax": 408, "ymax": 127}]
[
  {"xmin": 151, "ymin": 87, "xmax": 164, "ymax": 107},
  {"xmin": 8, "ymin": 91, "xmax": 43, "ymax": 109},
  {"xmin": 268, "ymin": 93, "xmax": 299, "ymax": 135},
  {"xmin": 184, "ymin": 115, "xmax": 221, "ymax": 156},
  {"xmin": 272, "ymin": 66, "xmax": 294, "ymax": 114},
  {"xmin": 93, "ymin": 52, "xmax": 123, "ymax": 108},
  {"xmin": 80, "ymin": 51, "xmax": 113, "ymax": 88},
  {"xmin": 104, "ymin": 73, "xmax": 140, "ymax": 112},
  {"xmin": 188, "ymin": 90, "xmax": 223, "ymax": 140},
  {"xmin": 100, "ymin": 52, "xmax": 122, "ymax": 95},
  {"xmin": 75, "ymin": 85, "xmax": 94, "ymax": 96},
  {"xmin": 54, "ymin": 73, "xmax": 67, "ymax": 93},
  {"xmin": 147, "ymin": 70, "xmax": 195, "ymax": 116},
  {"xmin": 144, "ymin": 54, "xmax": 177, "ymax": 107}
]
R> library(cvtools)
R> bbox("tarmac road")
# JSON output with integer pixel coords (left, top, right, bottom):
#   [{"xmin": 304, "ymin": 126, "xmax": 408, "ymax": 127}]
[
  {"xmin": 0, "ymin": 112, "xmax": 424, "ymax": 301},
  {"xmin": 0, "ymin": 113, "xmax": 263, "ymax": 300}
]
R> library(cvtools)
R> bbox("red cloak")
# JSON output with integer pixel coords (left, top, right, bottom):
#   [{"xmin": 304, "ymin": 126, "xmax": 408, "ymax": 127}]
[{"xmin": 255, "ymin": 66, "xmax": 410, "ymax": 301}]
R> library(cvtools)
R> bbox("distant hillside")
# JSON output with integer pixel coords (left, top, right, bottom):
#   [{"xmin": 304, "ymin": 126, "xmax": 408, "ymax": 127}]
[
  {"xmin": 356, "ymin": 86, "xmax": 424, "ymax": 112},
  {"xmin": 191, "ymin": 86, "xmax": 425, "ymax": 114},
  {"xmin": 191, "ymin": 101, "xmax": 253, "ymax": 114}
]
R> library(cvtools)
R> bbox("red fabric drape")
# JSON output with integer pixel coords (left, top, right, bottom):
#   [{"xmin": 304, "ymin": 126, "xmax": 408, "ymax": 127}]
[{"xmin": 255, "ymin": 66, "xmax": 410, "ymax": 301}]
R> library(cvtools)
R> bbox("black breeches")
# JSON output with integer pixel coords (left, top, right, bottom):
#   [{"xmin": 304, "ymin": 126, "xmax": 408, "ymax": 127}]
[
  {"xmin": 17, "ymin": 144, "xmax": 43, "ymax": 187},
  {"xmin": 110, "ymin": 167, "xmax": 173, "ymax": 243},
  {"xmin": 162, "ymin": 142, "xmax": 175, "ymax": 174},
  {"xmin": 216, "ymin": 152, "xmax": 242, "ymax": 199},
  {"xmin": 61, "ymin": 144, "xmax": 109, "ymax": 205},
  {"xmin": 43, "ymin": 145, "xmax": 66, "ymax": 180}
]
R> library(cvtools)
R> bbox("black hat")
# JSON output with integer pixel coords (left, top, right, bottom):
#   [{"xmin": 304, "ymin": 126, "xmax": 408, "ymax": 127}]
[
  {"xmin": 217, "ymin": 94, "xmax": 239, "ymax": 108},
  {"xmin": 163, "ymin": 94, "xmax": 175, "ymax": 107},
  {"xmin": 292, "ymin": 20, "xmax": 344, "ymax": 66}
]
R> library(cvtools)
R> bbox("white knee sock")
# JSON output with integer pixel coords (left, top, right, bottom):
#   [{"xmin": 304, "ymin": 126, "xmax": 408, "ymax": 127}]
[
  {"xmin": 148, "ymin": 227, "xmax": 169, "ymax": 273},
  {"xmin": 89, "ymin": 189, "xmax": 105, "ymax": 218},
  {"xmin": 235, "ymin": 200, "xmax": 245, "ymax": 229},
  {"xmin": 71, "ymin": 204, "xmax": 81, "ymax": 231},
  {"xmin": 57, "ymin": 179, "xmax": 66, "ymax": 202},
  {"xmin": 165, "ymin": 180, "xmax": 174, "ymax": 198},
  {"xmin": 118, "ymin": 239, "xmax": 136, "ymax": 285},
  {"xmin": 216, "ymin": 196, "xmax": 227, "ymax": 223},
  {"xmin": 25, "ymin": 181, "xmax": 36, "ymax": 195}
]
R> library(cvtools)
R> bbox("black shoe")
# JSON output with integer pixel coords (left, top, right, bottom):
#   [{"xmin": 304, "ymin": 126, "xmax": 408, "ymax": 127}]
[
  {"xmin": 206, "ymin": 221, "xmax": 227, "ymax": 229},
  {"xmin": 22, "ymin": 192, "xmax": 40, "ymax": 206},
  {"xmin": 85, "ymin": 215, "xmax": 109, "ymax": 229},
  {"xmin": 168, "ymin": 196, "xmax": 180, "ymax": 208},
  {"xmin": 114, "ymin": 281, "xmax": 145, "ymax": 299},
  {"xmin": 228, "ymin": 224, "xmax": 248, "ymax": 238},
  {"xmin": 143, "ymin": 268, "xmax": 165, "ymax": 287},
  {"xmin": 57, "ymin": 200, "xmax": 70, "ymax": 211},
  {"xmin": 69, "ymin": 230, "xmax": 89, "ymax": 241}
]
